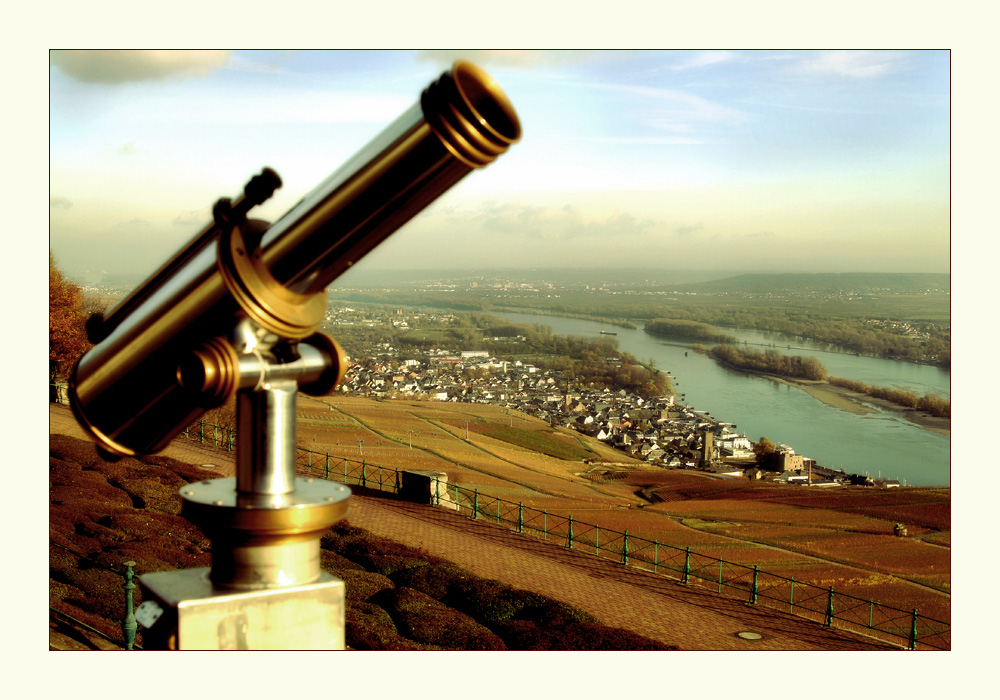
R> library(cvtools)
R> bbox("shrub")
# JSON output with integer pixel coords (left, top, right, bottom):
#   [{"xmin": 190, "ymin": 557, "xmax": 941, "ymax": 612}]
[
  {"xmin": 49, "ymin": 435, "xmax": 102, "ymax": 469},
  {"xmin": 49, "ymin": 559, "xmax": 123, "ymax": 622},
  {"xmin": 442, "ymin": 576, "xmax": 549, "ymax": 627},
  {"xmin": 390, "ymin": 562, "xmax": 467, "ymax": 600},
  {"xmin": 513, "ymin": 599, "xmax": 598, "ymax": 626},
  {"xmin": 345, "ymin": 602, "xmax": 439, "ymax": 651},
  {"xmin": 328, "ymin": 525, "xmax": 437, "ymax": 576},
  {"xmin": 336, "ymin": 568, "xmax": 395, "ymax": 605},
  {"xmin": 371, "ymin": 587, "xmax": 506, "ymax": 651},
  {"xmin": 319, "ymin": 548, "xmax": 365, "ymax": 575}
]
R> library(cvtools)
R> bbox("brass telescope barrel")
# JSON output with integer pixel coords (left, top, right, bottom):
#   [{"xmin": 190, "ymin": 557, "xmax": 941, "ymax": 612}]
[{"xmin": 69, "ymin": 61, "xmax": 521, "ymax": 457}]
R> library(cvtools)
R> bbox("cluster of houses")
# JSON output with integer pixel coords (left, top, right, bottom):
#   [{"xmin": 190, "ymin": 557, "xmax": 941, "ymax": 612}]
[{"xmin": 334, "ymin": 331, "xmax": 846, "ymax": 485}]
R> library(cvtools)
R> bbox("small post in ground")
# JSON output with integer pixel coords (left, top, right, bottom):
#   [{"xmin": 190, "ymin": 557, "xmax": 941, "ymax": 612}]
[{"xmin": 122, "ymin": 561, "xmax": 137, "ymax": 650}]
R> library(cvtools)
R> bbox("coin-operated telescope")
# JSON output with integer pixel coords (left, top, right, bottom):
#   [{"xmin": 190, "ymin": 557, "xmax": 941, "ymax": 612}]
[{"xmin": 68, "ymin": 61, "xmax": 521, "ymax": 650}]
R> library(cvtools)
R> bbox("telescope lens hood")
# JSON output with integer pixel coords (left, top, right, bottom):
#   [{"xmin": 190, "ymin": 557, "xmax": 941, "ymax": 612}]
[{"xmin": 422, "ymin": 61, "xmax": 522, "ymax": 168}]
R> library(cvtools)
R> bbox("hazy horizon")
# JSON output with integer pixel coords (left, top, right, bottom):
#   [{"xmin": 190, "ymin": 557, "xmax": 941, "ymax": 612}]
[
  {"xmin": 60, "ymin": 264, "xmax": 951, "ymax": 290},
  {"xmin": 50, "ymin": 50, "xmax": 950, "ymax": 284}
]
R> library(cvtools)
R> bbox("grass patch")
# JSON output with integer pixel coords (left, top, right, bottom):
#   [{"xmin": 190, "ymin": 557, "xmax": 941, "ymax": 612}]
[{"xmin": 475, "ymin": 424, "xmax": 593, "ymax": 461}]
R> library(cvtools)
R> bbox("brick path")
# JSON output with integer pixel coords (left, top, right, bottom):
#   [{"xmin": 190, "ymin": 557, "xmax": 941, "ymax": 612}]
[{"xmin": 50, "ymin": 404, "xmax": 895, "ymax": 651}]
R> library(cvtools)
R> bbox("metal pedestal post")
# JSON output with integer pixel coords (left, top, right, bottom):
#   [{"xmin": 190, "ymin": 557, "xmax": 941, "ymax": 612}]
[{"xmin": 136, "ymin": 338, "xmax": 351, "ymax": 650}]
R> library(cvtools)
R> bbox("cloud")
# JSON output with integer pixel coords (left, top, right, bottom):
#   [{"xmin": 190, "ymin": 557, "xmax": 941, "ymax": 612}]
[
  {"xmin": 586, "ymin": 135, "xmax": 709, "ymax": 145},
  {"xmin": 50, "ymin": 196, "xmax": 73, "ymax": 210},
  {"xmin": 672, "ymin": 50, "xmax": 737, "ymax": 70},
  {"xmin": 173, "ymin": 209, "xmax": 210, "ymax": 227},
  {"xmin": 442, "ymin": 200, "xmax": 657, "ymax": 240},
  {"xmin": 583, "ymin": 82, "xmax": 749, "ymax": 135},
  {"xmin": 117, "ymin": 218, "xmax": 152, "ymax": 229},
  {"xmin": 674, "ymin": 223, "xmax": 704, "ymax": 236},
  {"xmin": 790, "ymin": 51, "xmax": 909, "ymax": 79},
  {"xmin": 51, "ymin": 50, "xmax": 231, "ymax": 83},
  {"xmin": 117, "ymin": 141, "xmax": 138, "ymax": 156},
  {"xmin": 225, "ymin": 52, "xmax": 297, "ymax": 76},
  {"xmin": 416, "ymin": 50, "xmax": 593, "ymax": 69}
]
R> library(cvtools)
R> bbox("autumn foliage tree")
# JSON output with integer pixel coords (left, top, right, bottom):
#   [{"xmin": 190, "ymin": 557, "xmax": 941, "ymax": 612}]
[
  {"xmin": 49, "ymin": 255, "xmax": 92, "ymax": 390},
  {"xmin": 753, "ymin": 436, "xmax": 777, "ymax": 466}
]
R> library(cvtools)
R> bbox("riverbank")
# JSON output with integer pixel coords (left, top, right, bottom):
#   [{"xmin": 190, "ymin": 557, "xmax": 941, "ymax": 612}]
[
  {"xmin": 689, "ymin": 344, "xmax": 950, "ymax": 438},
  {"xmin": 778, "ymin": 377, "xmax": 950, "ymax": 437},
  {"xmin": 486, "ymin": 308, "xmax": 949, "ymax": 485}
]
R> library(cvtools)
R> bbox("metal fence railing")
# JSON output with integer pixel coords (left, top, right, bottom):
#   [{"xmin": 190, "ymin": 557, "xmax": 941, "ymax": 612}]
[
  {"xmin": 421, "ymin": 478, "xmax": 951, "ymax": 651},
  {"xmin": 53, "ymin": 400, "xmax": 951, "ymax": 651}
]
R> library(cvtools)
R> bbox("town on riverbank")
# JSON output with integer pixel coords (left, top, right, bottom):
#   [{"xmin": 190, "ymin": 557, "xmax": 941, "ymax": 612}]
[{"xmin": 328, "ymin": 308, "xmax": 887, "ymax": 487}]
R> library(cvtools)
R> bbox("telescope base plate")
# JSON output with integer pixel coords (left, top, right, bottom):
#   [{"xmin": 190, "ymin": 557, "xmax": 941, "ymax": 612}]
[{"xmin": 137, "ymin": 567, "xmax": 345, "ymax": 650}]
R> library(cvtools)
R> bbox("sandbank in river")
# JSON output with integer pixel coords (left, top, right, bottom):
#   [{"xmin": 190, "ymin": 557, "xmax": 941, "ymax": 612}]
[{"xmin": 773, "ymin": 377, "xmax": 950, "ymax": 437}]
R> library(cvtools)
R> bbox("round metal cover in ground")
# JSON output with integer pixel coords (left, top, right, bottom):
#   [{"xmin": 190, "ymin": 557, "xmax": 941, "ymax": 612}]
[{"xmin": 737, "ymin": 631, "xmax": 763, "ymax": 640}]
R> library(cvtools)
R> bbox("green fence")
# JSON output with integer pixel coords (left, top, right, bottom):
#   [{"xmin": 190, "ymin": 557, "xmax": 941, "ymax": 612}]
[
  {"xmin": 418, "ymin": 478, "xmax": 951, "ymax": 651},
  {"xmin": 120, "ymin": 414, "xmax": 952, "ymax": 650}
]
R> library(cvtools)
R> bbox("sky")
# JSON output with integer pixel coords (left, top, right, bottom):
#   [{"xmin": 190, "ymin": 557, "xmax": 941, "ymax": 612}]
[
  {"xmin": 25, "ymin": 26, "xmax": 997, "ymax": 686},
  {"xmin": 48, "ymin": 49, "xmax": 951, "ymax": 285}
]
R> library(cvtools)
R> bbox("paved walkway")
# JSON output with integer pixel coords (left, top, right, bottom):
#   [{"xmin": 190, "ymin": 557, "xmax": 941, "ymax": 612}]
[{"xmin": 50, "ymin": 404, "xmax": 895, "ymax": 651}]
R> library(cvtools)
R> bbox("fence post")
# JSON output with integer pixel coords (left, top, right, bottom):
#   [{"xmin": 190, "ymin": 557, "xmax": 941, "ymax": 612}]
[
  {"xmin": 344, "ymin": 459, "xmax": 348, "ymax": 480},
  {"xmin": 567, "ymin": 515, "xmax": 574, "ymax": 549},
  {"xmin": 718, "ymin": 559, "xmax": 723, "ymax": 593},
  {"xmin": 472, "ymin": 489, "xmax": 479, "ymax": 520},
  {"xmin": 122, "ymin": 561, "xmax": 137, "ymax": 650},
  {"xmin": 868, "ymin": 599, "xmax": 874, "ymax": 629},
  {"xmin": 518, "ymin": 502, "xmax": 524, "ymax": 534},
  {"xmin": 326, "ymin": 452, "xmax": 330, "ymax": 480},
  {"xmin": 228, "ymin": 427, "xmax": 234, "ymax": 451},
  {"xmin": 653, "ymin": 540, "xmax": 658, "ymax": 573},
  {"xmin": 395, "ymin": 468, "xmax": 400, "ymax": 493},
  {"xmin": 683, "ymin": 547, "xmax": 691, "ymax": 584},
  {"xmin": 908, "ymin": 609, "xmax": 919, "ymax": 650},
  {"xmin": 596, "ymin": 525, "xmax": 601, "ymax": 556},
  {"xmin": 790, "ymin": 578, "xmax": 796, "ymax": 614},
  {"xmin": 622, "ymin": 530, "xmax": 629, "ymax": 566},
  {"xmin": 361, "ymin": 461, "xmax": 367, "ymax": 488},
  {"xmin": 749, "ymin": 565, "xmax": 759, "ymax": 604},
  {"xmin": 199, "ymin": 420, "xmax": 204, "ymax": 444},
  {"xmin": 825, "ymin": 586, "xmax": 835, "ymax": 627},
  {"xmin": 213, "ymin": 424, "xmax": 218, "ymax": 446}
]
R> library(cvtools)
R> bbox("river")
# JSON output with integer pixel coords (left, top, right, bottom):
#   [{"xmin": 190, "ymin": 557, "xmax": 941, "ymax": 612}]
[{"xmin": 486, "ymin": 310, "xmax": 951, "ymax": 487}]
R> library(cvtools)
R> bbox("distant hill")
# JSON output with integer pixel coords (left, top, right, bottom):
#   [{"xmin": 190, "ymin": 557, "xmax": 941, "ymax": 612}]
[
  {"xmin": 674, "ymin": 273, "xmax": 950, "ymax": 295},
  {"xmin": 334, "ymin": 267, "xmax": 741, "ymax": 288}
]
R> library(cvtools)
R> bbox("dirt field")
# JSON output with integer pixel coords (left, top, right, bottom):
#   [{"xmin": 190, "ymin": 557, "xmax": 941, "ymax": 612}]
[{"xmin": 296, "ymin": 396, "xmax": 950, "ymax": 623}]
